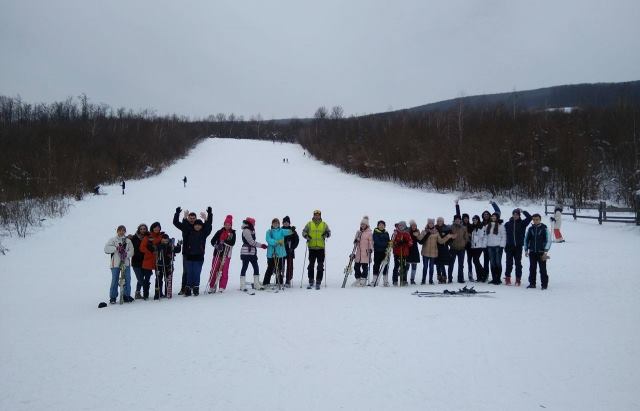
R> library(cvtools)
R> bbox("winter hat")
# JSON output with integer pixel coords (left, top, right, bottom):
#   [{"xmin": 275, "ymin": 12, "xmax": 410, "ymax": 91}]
[
  {"xmin": 224, "ymin": 214, "xmax": 233, "ymax": 226},
  {"xmin": 245, "ymin": 217, "xmax": 256, "ymax": 227},
  {"xmin": 436, "ymin": 217, "xmax": 445, "ymax": 224},
  {"xmin": 408, "ymin": 219, "xmax": 417, "ymax": 228},
  {"xmin": 283, "ymin": 216, "xmax": 291, "ymax": 224},
  {"xmin": 427, "ymin": 218, "xmax": 435, "ymax": 225},
  {"xmin": 150, "ymin": 222, "xmax": 161, "ymax": 232},
  {"xmin": 397, "ymin": 221, "xmax": 408, "ymax": 231},
  {"xmin": 194, "ymin": 219, "xmax": 204, "ymax": 226},
  {"xmin": 361, "ymin": 215, "xmax": 370, "ymax": 226},
  {"xmin": 313, "ymin": 209, "xmax": 321, "ymax": 215}
]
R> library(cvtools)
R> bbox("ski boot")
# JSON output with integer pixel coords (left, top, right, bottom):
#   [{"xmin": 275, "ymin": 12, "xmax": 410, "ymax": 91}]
[{"xmin": 253, "ymin": 275, "xmax": 265, "ymax": 290}]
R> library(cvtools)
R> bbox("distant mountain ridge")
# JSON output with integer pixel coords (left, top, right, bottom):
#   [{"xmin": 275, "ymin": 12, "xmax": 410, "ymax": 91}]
[{"xmin": 401, "ymin": 80, "xmax": 640, "ymax": 114}]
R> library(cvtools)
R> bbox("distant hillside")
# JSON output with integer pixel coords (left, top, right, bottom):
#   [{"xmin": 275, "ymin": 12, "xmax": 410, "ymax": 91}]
[{"xmin": 403, "ymin": 80, "xmax": 640, "ymax": 114}]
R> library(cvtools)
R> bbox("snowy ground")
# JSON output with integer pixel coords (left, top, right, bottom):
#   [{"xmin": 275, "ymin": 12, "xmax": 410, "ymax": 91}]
[{"xmin": 1, "ymin": 138, "xmax": 639, "ymax": 411}]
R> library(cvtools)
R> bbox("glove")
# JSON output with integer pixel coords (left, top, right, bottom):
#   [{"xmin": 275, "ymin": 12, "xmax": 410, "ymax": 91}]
[
  {"xmin": 260, "ymin": 244, "xmax": 267, "ymax": 249},
  {"xmin": 207, "ymin": 206, "xmax": 212, "ymax": 214},
  {"xmin": 277, "ymin": 239, "xmax": 284, "ymax": 245},
  {"xmin": 176, "ymin": 207, "xmax": 182, "ymax": 214}
]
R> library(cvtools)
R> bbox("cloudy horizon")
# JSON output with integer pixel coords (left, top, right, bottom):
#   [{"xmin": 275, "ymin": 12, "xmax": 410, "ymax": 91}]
[{"xmin": 1, "ymin": 0, "xmax": 639, "ymax": 119}]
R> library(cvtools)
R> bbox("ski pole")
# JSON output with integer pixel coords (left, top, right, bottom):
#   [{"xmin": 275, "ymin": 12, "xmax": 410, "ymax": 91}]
[
  {"xmin": 324, "ymin": 241, "xmax": 328, "ymax": 288},
  {"xmin": 300, "ymin": 244, "xmax": 308, "ymax": 288}
]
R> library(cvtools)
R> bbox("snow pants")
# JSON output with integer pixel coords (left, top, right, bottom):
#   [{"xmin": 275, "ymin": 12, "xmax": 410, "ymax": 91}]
[
  {"xmin": 504, "ymin": 245, "xmax": 523, "ymax": 280},
  {"xmin": 373, "ymin": 251, "xmax": 389, "ymax": 276},
  {"xmin": 354, "ymin": 262, "xmax": 369, "ymax": 279},
  {"xmin": 264, "ymin": 256, "xmax": 285, "ymax": 285},
  {"xmin": 307, "ymin": 249, "xmax": 325, "ymax": 285},
  {"xmin": 528, "ymin": 252, "xmax": 548, "ymax": 288},
  {"xmin": 284, "ymin": 255, "xmax": 295, "ymax": 284},
  {"xmin": 209, "ymin": 255, "xmax": 230, "ymax": 290}
]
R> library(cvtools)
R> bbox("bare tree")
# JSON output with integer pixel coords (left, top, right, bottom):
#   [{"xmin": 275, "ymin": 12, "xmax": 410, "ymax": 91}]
[
  {"xmin": 314, "ymin": 106, "xmax": 328, "ymax": 119},
  {"xmin": 330, "ymin": 105, "xmax": 344, "ymax": 119}
]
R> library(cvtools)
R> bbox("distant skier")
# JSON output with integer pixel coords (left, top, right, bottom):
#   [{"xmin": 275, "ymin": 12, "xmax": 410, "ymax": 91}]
[
  {"xmin": 93, "ymin": 185, "xmax": 101, "ymax": 195},
  {"xmin": 239, "ymin": 217, "xmax": 267, "ymax": 291},
  {"xmin": 208, "ymin": 215, "xmax": 236, "ymax": 293},
  {"xmin": 352, "ymin": 216, "xmax": 373, "ymax": 286},
  {"xmin": 525, "ymin": 214, "xmax": 551, "ymax": 289},
  {"xmin": 121, "ymin": 180, "xmax": 125, "ymax": 195},
  {"xmin": 504, "ymin": 208, "xmax": 532, "ymax": 286},
  {"xmin": 282, "ymin": 216, "xmax": 300, "ymax": 287},
  {"xmin": 183, "ymin": 176, "xmax": 187, "ymax": 187},
  {"xmin": 371, "ymin": 220, "xmax": 390, "ymax": 287},
  {"xmin": 104, "ymin": 225, "xmax": 134, "ymax": 304},
  {"xmin": 550, "ymin": 206, "xmax": 565, "ymax": 243},
  {"xmin": 302, "ymin": 210, "xmax": 331, "ymax": 289}
]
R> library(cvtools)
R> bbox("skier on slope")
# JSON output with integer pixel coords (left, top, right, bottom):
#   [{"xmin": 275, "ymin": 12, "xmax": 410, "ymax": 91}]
[
  {"xmin": 370, "ymin": 220, "xmax": 391, "ymax": 287},
  {"xmin": 450, "ymin": 215, "xmax": 470, "ymax": 284},
  {"xmin": 155, "ymin": 234, "xmax": 182, "ymax": 298},
  {"xmin": 391, "ymin": 221, "xmax": 413, "ymax": 286},
  {"xmin": 417, "ymin": 218, "xmax": 438, "ymax": 285},
  {"xmin": 525, "ymin": 213, "xmax": 551, "ymax": 289},
  {"xmin": 504, "ymin": 208, "xmax": 532, "ymax": 286},
  {"xmin": 406, "ymin": 220, "xmax": 421, "ymax": 285},
  {"xmin": 351, "ymin": 216, "xmax": 373, "ymax": 287},
  {"xmin": 282, "ymin": 216, "xmax": 300, "ymax": 288},
  {"xmin": 485, "ymin": 212, "xmax": 506, "ymax": 285},
  {"xmin": 262, "ymin": 218, "xmax": 293, "ymax": 288},
  {"xmin": 140, "ymin": 222, "xmax": 165, "ymax": 300},
  {"xmin": 104, "ymin": 225, "xmax": 135, "ymax": 304},
  {"xmin": 239, "ymin": 217, "xmax": 267, "ymax": 291},
  {"xmin": 178, "ymin": 207, "xmax": 213, "ymax": 296},
  {"xmin": 302, "ymin": 210, "xmax": 331, "ymax": 289},
  {"xmin": 128, "ymin": 223, "xmax": 148, "ymax": 299},
  {"xmin": 208, "ymin": 215, "xmax": 236, "ymax": 293},
  {"xmin": 550, "ymin": 205, "xmax": 565, "ymax": 243}
]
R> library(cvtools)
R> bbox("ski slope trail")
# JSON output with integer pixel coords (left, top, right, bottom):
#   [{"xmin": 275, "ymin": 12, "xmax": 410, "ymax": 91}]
[{"xmin": 1, "ymin": 138, "xmax": 639, "ymax": 410}]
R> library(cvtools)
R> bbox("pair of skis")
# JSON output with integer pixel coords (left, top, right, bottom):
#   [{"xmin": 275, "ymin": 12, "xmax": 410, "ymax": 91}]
[
  {"xmin": 341, "ymin": 231, "xmax": 363, "ymax": 288},
  {"xmin": 412, "ymin": 287, "xmax": 495, "ymax": 297},
  {"xmin": 155, "ymin": 239, "xmax": 178, "ymax": 300},
  {"xmin": 372, "ymin": 232, "xmax": 396, "ymax": 287},
  {"xmin": 206, "ymin": 243, "xmax": 232, "ymax": 294}
]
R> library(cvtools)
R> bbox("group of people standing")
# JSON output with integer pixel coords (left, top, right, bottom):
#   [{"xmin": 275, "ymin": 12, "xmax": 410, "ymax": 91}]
[
  {"xmin": 103, "ymin": 201, "xmax": 559, "ymax": 304},
  {"xmin": 347, "ymin": 200, "xmax": 557, "ymax": 290}
]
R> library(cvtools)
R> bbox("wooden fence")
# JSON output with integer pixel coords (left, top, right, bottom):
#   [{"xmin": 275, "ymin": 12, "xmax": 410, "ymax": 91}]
[{"xmin": 544, "ymin": 199, "xmax": 639, "ymax": 225}]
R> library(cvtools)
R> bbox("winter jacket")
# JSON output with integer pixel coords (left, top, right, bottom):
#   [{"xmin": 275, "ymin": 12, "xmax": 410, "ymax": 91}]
[
  {"xmin": 284, "ymin": 227, "xmax": 300, "ymax": 258},
  {"xmin": 435, "ymin": 231, "xmax": 452, "ymax": 264},
  {"xmin": 240, "ymin": 224, "xmax": 264, "ymax": 256},
  {"xmin": 104, "ymin": 236, "xmax": 134, "ymax": 268},
  {"xmin": 470, "ymin": 226, "xmax": 487, "ymax": 249},
  {"xmin": 450, "ymin": 223, "xmax": 470, "ymax": 251},
  {"xmin": 525, "ymin": 223, "xmax": 551, "ymax": 253},
  {"xmin": 505, "ymin": 211, "xmax": 532, "ymax": 248},
  {"xmin": 373, "ymin": 228, "xmax": 390, "ymax": 252},
  {"xmin": 418, "ymin": 229, "xmax": 439, "ymax": 258},
  {"xmin": 173, "ymin": 212, "xmax": 194, "ymax": 255},
  {"xmin": 181, "ymin": 210, "xmax": 213, "ymax": 261},
  {"xmin": 266, "ymin": 227, "xmax": 293, "ymax": 258},
  {"xmin": 302, "ymin": 219, "xmax": 331, "ymax": 250},
  {"xmin": 551, "ymin": 210, "xmax": 563, "ymax": 230},
  {"xmin": 211, "ymin": 228, "xmax": 237, "ymax": 258},
  {"xmin": 140, "ymin": 232, "xmax": 163, "ymax": 270},
  {"xmin": 354, "ymin": 227, "xmax": 374, "ymax": 263},
  {"xmin": 485, "ymin": 223, "xmax": 506, "ymax": 248},
  {"xmin": 392, "ymin": 230, "xmax": 413, "ymax": 257},
  {"xmin": 129, "ymin": 233, "xmax": 145, "ymax": 267},
  {"xmin": 407, "ymin": 229, "xmax": 421, "ymax": 263}
]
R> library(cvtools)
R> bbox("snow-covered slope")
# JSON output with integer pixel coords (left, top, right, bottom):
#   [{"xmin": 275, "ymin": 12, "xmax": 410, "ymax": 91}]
[{"xmin": 1, "ymin": 138, "xmax": 639, "ymax": 410}]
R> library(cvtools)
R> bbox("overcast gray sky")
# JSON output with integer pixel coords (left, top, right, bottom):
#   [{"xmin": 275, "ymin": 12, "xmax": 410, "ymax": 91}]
[{"xmin": 1, "ymin": 0, "xmax": 639, "ymax": 119}]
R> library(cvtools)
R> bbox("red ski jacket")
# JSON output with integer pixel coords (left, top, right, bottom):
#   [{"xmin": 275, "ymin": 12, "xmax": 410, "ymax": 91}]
[{"xmin": 393, "ymin": 231, "xmax": 413, "ymax": 257}]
